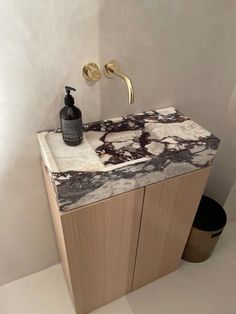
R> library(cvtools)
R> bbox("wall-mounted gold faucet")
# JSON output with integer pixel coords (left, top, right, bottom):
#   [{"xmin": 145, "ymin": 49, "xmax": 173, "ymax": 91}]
[
  {"xmin": 82, "ymin": 60, "xmax": 134, "ymax": 104},
  {"xmin": 103, "ymin": 60, "xmax": 134, "ymax": 104}
]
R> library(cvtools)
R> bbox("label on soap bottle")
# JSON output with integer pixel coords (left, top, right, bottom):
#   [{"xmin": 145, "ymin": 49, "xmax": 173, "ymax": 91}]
[{"xmin": 61, "ymin": 118, "xmax": 83, "ymax": 143}]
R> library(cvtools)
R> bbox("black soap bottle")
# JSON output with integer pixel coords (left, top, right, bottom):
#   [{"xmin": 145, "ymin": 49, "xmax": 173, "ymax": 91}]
[{"xmin": 60, "ymin": 86, "xmax": 83, "ymax": 146}]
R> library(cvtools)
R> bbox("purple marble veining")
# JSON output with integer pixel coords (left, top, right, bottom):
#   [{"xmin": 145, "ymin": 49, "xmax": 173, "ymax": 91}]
[{"xmin": 38, "ymin": 108, "xmax": 220, "ymax": 212}]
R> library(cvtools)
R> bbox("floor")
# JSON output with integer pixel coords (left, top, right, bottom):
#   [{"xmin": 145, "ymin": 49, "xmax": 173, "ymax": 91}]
[{"xmin": 1, "ymin": 221, "xmax": 236, "ymax": 314}]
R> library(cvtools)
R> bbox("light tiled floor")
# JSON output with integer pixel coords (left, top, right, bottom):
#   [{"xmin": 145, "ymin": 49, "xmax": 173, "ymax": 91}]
[{"xmin": 1, "ymin": 221, "xmax": 236, "ymax": 314}]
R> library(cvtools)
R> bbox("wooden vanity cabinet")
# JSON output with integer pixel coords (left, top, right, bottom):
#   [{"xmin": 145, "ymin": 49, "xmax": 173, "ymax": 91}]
[
  {"xmin": 43, "ymin": 165, "xmax": 144, "ymax": 313},
  {"xmin": 43, "ymin": 165, "xmax": 210, "ymax": 314},
  {"xmin": 132, "ymin": 167, "xmax": 210, "ymax": 290}
]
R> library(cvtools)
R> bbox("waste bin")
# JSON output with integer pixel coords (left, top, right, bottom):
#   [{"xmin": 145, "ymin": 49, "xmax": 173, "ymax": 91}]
[{"xmin": 182, "ymin": 195, "xmax": 227, "ymax": 263}]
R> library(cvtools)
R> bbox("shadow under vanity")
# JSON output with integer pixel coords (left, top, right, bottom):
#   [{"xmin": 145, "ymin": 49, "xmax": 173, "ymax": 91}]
[{"xmin": 38, "ymin": 107, "xmax": 220, "ymax": 314}]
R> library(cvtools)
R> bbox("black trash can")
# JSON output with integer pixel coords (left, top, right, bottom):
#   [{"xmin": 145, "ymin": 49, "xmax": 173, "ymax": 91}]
[{"xmin": 182, "ymin": 195, "xmax": 227, "ymax": 263}]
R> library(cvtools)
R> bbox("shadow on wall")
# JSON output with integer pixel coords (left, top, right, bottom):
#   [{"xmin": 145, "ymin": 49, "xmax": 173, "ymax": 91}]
[
  {"xmin": 224, "ymin": 181, "xmax": 236, "ymax": 221},
  {"xmin": 0, "ymin": 134, "xmax": 59, "ymax": 285},
  {"xmin": 97, "ymin": 1, "xmax": 175, "ymax": 119},
  {"xmin": 205, "ymin": 82, "xmax": 236, "ymax": 221}
]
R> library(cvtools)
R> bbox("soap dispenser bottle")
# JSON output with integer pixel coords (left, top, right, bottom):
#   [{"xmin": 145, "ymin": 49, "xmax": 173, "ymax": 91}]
[{"xmin": 60, "ymin": 86, "xmax": 83, "ymax": 146}]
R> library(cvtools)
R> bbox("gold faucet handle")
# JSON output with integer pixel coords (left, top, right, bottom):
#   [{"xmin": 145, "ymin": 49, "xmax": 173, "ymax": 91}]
[
  {"xmin": 83, "ymin": 62, "xmax": 102, "ymax": 82},
  {"xmin": 104, "ymin": 60, "xmax": 120, "ymax": 78}
]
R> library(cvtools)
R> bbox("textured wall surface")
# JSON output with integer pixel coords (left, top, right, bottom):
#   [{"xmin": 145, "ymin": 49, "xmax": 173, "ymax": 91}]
[{"xmin": 0, "ymin": 0, "xmax": 236, "ymax": 285}]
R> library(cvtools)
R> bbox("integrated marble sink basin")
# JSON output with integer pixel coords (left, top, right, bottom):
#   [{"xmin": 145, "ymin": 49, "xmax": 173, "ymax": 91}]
[{"xmin": 38, "ymin": 107, "xmax": 220, "ymax": 212}]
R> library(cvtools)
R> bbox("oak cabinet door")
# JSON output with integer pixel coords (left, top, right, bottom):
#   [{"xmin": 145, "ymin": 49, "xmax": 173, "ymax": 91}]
[
  {"xmin": 132, "ymin": 168, "xmax": 210, "ymax": 290},
  {"xmin": 61, "ymin": 188, "xmax": 144, "ymax": 314}
]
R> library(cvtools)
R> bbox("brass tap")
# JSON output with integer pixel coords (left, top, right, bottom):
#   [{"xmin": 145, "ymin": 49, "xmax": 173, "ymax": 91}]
[
  {"xmin": 82, "ymin": 62, "xmax": 102, "ymax": 82},
  {"xmin": 104, "ymin": 60, "xmax": 134, "ymax": 104}
]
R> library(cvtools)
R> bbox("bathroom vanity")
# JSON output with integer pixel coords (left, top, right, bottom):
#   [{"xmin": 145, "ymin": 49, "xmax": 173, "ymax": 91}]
[{"xmin": 38, "ymin": 107, "xmax": 220, "ymax": 314}]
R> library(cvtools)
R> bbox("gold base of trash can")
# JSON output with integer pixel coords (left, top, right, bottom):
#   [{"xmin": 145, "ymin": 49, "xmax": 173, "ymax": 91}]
[
  {"xmin": 182, "ymin": 195, "xmax": 227, "ymax": 263},
  {"xmin": 182, "ymin": 227, "xmax": 224, "ymax": 262}
]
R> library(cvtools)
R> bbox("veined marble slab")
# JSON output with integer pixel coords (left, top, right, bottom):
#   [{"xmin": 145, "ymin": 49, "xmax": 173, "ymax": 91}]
[{"xmin": 37, "ymin": 107, "xmax": 220, "ymax": 212}]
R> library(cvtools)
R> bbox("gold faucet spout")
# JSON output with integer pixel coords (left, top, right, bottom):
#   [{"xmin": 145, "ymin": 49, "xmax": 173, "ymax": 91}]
[
  {"xmin": 104, "ymin": 60, "xmax": 134, "ymax": 104},
  {"xmin": 114, "ymin": 71, "xmax": 134, "ymax": 104}
]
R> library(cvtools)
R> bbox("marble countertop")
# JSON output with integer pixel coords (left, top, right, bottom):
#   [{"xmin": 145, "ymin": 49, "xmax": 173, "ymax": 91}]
[{"xmin": 38, "ymin": 107, "xmax": 220, "ymax": 212}]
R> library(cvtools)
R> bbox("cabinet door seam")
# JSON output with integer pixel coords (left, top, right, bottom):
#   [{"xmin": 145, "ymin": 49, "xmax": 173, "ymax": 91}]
[{"xmin": 131, "ymin": 186, "xmax": 146, "ymax": 291}]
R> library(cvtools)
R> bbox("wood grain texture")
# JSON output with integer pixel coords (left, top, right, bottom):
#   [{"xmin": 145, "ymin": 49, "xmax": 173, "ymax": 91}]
[
  {"xmin": 132, "ymin": 167, "xmax": 211, "ymax": 290},
  {"xmin": 61, "ymin": 187, "xmax": 144, "ymax": 314},
  {"xmin": 42, "ymin": 164, "xmax": 74, "ymax": 301}
]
